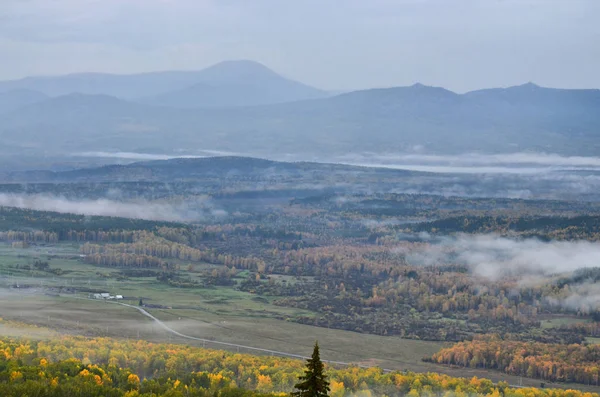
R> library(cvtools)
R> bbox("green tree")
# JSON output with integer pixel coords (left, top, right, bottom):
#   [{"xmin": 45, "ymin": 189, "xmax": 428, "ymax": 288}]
[{"xmin": 292, "ymin": 341, "xmax": 330, "ymax": 397}]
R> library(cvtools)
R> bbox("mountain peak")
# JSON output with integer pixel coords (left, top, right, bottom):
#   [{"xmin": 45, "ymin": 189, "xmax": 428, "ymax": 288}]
[
  {"xmin": 405, "ymin": 83, "xmax": 458, "ymax": 98},
  {"xmin": 138, "ymin": 60, "xmax": 326, "ymax": 108},
  {"xmin": 513, "ymin": 82, "xmax": 541, "ymax": 90},
  {"xmin": 199, "ymin": 60, "xmax": 280, "ymax": 83},
  {"xmin": 209, "ymin": 59, "xmax": 271, "ymax": 69}
]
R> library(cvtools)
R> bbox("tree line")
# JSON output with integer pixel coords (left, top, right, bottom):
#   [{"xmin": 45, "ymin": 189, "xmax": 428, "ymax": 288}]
[
  {"xmin": 428, "ymin": 336, "xmax": 600, "ymax": 385},
  {"xmin": 0, "ymin": 333, "xmax": 598, "ymax": 397}
]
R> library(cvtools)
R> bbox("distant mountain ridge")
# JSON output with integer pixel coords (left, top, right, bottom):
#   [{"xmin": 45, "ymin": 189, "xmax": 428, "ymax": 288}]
[
  {"xmin": 0, "ymin": 60, "xmax": 328, "ymax": 107},
  {"xmin": 0, "ymin": 77, "xmax": 599, "ymax": 165},
  {"xmin": 0, "ymin": 71, "xmax": 203, "ymax": 99}
]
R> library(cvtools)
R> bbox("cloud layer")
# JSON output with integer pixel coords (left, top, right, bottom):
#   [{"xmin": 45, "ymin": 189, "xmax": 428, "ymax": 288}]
[
  {"xmin": 336, "ymin": 152, "xmax": 600, "ymax": 174},
  {"xmin": 77, "ymin": 152, "xmax": 205, "ymax": 161},
  {"xmin": 400, "ymin": 233, "xmax": 600, "ymax": 280},
  {"xmin": 0, "ymin": 193, "xmax": 216, "ymax": 222}
]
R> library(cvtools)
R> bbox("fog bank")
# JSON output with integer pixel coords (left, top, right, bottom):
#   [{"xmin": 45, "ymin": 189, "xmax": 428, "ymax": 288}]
[
  {"xmin": 0, "ymin": 193, "xmax": 214, "ymax": 222},
  {"xmin": 334, "ymin": 152, "xmax": 600, "ymax": 175},
  {"xmin": 400, "ymin": 233, "xmax": 600, "ymax": 280},
  {"xmin": 77, "ymin": 151, "xmax": 205, "ymax": 161}
]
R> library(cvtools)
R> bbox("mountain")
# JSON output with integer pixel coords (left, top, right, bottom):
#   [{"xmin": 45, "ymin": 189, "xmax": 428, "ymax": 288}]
[
  {"xmin": 189, "ymin": 60, "xmax": 316, "ymax": 88},
  {"xmin": 138, "ymin": 60, "xmax": 327, "ymax": 108},
  {"xmin": 0, "ymin": 82, "xmax": 599, "ymax": 166},
  {"xmin": 0, "ymin": 60, "xmax": 327, "ymax": 105},
  {"xmin": 0, "ymin": 89, "xmax": 48, "ymax": 114}
]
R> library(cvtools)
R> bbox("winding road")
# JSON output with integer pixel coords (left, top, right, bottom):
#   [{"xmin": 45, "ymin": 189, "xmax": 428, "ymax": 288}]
[
  {"xmin": 110, "ymin": 300, "xmax": 369, "ymax": 368},
  {"xmin": 79, "ymin": 297, "xmax": 537, "ymax": 388}
]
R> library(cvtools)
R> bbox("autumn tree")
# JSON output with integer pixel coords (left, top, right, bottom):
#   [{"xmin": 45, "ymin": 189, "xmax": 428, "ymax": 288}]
[{"xmin": 293, "ymin": 341, "xmax": 330, "ymax": 397}]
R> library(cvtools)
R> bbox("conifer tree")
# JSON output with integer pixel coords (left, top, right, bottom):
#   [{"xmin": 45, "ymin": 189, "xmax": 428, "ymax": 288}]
[{"xmin": 292, "ymin": 341, "xmax": 330, "ymax": 397}]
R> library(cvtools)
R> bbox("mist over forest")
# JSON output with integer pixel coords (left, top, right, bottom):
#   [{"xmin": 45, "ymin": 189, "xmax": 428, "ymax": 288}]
[{"xmin": 2, "ymin": 2, "xmax": 600, "ymax": 395}]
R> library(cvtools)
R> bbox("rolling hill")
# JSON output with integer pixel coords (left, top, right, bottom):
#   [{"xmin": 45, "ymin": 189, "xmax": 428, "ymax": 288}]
[{"xmin": 0, "ymin": 156, "xmax": 417, "ymax": 183}]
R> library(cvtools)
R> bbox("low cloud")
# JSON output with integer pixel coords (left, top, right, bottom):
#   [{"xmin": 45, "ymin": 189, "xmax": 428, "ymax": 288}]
[
  {"xmin": 400, "ymin": 233, "xmax": 600, "ymax": 280},
  {"xmin": 334, "ymin": 152, "xmax": 600, "ymax": 175},
  {"xmin": 76, "ymin": 151, "xmax": 205, "ymax": 161},
  {"xmin": 360, "ymin": 218, "xmax": 408, "ymax": 228},
  {"xmin": 545, "ymin": 282, "xmax": 600, "ymax": 314},
  {"xmin": 0, "ymin": 193, "xmax": 224, "ymax": 222},
  {"xmin": 396, "ymin": 233, "xmax": 600, "ymax": 312},
  {"xmin": 344, "ymin": 163, "xmax": 550, "ymax": 175}
]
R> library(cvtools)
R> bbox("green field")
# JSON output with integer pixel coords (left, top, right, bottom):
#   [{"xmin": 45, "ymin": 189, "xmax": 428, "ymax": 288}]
[
  {"xmin": 0, "ymin": 242, "xmax": 320, "ymax": 319},
  {"xmin": 540, "ymin": 316, "xmax": 591, "ymax": 329}
]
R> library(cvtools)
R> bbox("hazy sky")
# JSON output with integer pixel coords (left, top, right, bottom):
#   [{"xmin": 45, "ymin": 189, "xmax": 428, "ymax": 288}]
[{"xmin": 1, "ymin": 0, "xmax": 598, "ymax": 92}]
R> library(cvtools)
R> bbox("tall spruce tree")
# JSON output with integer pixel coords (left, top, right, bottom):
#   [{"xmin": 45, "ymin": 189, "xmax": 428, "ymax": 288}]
[{"xmin": 292, "ymin": 341, "xmax": 330, "ymax": 397}]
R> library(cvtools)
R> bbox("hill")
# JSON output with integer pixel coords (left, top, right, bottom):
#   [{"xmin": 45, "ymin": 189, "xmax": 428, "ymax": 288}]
[{"xmin": 0, "ymin": 156, "xmax": 416, "ymax": 183}]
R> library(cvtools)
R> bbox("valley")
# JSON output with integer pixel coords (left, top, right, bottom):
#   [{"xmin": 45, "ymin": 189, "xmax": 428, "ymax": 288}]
[
  {"xmin": 3, "ymin": 2, "xmax": 599, "ymax": 396},
  {"xmin": 1, "ymin": 157, "xmax": 600, "ymax": 393}
]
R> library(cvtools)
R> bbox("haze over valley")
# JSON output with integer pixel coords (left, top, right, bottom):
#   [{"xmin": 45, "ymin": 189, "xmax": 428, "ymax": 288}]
[
  {"xmin": 1, "ymin": 60, "xmax": 600, "ymax": 171},
  {"xmin": 2, "ymin": 1, "xmax": 600, "ymax": 396}
]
